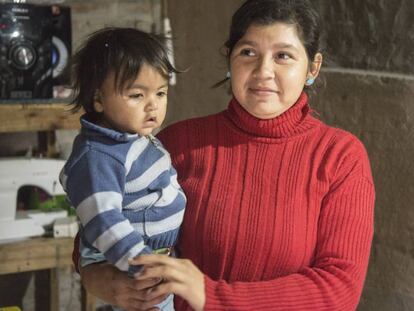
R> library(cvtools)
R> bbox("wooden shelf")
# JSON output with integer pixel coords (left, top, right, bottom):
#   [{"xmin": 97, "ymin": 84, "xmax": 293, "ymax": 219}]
[
  {"xmin": 0, "ymin": 102, "xmax": 82, "ymax": 133},
  {"xmin": 0, "ymin": 237, "xmax": 74, "ymax": 274}
]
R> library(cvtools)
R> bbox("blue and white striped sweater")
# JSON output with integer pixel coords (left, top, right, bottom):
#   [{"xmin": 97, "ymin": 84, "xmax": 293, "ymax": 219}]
[{"xmin": 60, "ymin": 118, "xmax": 186, "ymax": 274}]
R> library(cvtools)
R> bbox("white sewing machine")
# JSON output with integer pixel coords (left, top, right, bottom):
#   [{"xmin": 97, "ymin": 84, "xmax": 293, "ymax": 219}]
[{"xmin": 0, "ymin": 158, "xmax": 67, "ymax": 242}]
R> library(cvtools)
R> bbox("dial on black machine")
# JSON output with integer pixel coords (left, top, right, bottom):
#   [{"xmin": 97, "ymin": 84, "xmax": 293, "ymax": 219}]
[{"xmin": 0, "ymin": 3, "xmax": 71, "ymax": 100}]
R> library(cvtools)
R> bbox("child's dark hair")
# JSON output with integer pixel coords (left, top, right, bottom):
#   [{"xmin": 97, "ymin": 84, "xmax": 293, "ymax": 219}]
[
  {"xmin": 214, "ymin": 0, "xmax": 321, "ymax": 87},
  {"xmin": 70, "ymin": 27, "xmax": 179, "ymax": 120}
]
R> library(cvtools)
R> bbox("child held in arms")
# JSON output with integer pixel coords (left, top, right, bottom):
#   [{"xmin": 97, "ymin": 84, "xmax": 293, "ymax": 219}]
[{"xmin": 60, "ymin": 27, "xmax": 186, "ymax": 311}]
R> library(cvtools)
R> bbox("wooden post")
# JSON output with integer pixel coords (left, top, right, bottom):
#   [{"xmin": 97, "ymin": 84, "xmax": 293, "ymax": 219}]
[
  {"xmin": 34, "ymin": 269, "xmax": 59, "ymax": 311},
  {"xmin": 81, "ymin": 285, "xmax": 96, "ymax": 311}
]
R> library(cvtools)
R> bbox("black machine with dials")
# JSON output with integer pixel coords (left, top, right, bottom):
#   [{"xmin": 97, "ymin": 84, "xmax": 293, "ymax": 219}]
[{"xmin": 0, "ymin": 3, "xmax": 72, "ymax": 100}]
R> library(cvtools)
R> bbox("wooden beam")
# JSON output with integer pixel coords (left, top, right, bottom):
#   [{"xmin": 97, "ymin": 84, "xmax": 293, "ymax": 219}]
[
  {"xmin": 0, "ymin": 237, "xmax": 74, "ymax": 275},
  {"xmin": 0, "ymin": 103, "xmax": 82, "ymax": 133},
  {"xmin": 81, "ymin": 286, "xmax": 97, "ymax": 311}
]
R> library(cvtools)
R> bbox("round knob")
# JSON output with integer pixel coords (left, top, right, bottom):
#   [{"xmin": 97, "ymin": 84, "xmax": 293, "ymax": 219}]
[{"xmin": 10, "ymin": 44, "xmax": 36, "ymax": 70}]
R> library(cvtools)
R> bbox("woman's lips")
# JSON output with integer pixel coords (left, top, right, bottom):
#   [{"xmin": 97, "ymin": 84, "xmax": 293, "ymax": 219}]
[{"xmin": 249, "ymin": 87, "xmax": 277, "ymax": 96}]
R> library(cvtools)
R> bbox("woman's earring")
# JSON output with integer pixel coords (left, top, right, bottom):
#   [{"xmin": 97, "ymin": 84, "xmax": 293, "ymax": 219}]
[
  {"xmin": 305, "ymin": 77, "xmax": 315, "ymax": 86},
  {"xmin": 226, "ymin": 71, "xmax": 231, "ymax": 79}
]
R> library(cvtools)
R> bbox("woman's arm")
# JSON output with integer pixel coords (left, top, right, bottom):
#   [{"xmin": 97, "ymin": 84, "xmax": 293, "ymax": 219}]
[
  {"xmin": 80, "ymin": 262, "xmax": 168, "ymax": 311},
  {"xmin": 73, "ymin": 233, "xmax": 170, "ymax": 310}
]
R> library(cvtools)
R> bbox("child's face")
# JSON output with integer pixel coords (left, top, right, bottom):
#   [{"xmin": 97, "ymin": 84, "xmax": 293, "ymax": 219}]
[{"xmin": 94, "ymin": 63, "xmax": 168, "ymax": 136}]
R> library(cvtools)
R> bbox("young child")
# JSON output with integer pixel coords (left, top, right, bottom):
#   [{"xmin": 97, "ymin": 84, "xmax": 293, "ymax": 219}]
[{"xmin": 60, "ymin": 27, "xmax": 186, "ymax": 311}]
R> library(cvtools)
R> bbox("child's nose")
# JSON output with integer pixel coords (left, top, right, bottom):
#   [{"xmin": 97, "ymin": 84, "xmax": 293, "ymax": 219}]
[{"xmin": 147, "ymin": 100, "xmax": 158, "ymax": 111}]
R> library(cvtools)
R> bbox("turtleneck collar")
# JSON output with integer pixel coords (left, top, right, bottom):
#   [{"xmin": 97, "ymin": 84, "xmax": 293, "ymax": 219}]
[{"xmin": 224, "ymin": 92, "xmax": 320, "ymax": 140}]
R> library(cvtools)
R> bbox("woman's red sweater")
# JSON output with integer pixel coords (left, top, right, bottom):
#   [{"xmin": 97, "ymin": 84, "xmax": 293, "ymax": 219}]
[{"xmin": 157, "ymin": 93, "xmax": 375, "ymax": 310}]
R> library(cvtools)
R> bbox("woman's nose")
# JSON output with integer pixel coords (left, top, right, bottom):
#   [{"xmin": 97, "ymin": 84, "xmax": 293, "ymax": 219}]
[{"xmin": 253, "ymin": 56, "xmax": 275, "ymax": 80}]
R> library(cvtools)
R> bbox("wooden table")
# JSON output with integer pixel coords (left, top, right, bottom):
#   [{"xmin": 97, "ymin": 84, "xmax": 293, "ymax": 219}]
[{"xmin": 0, "ymin": 237, "xmax": 95, "ymax": 311}]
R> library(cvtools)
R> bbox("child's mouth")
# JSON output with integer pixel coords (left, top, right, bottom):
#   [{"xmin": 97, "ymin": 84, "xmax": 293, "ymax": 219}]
[{"xmin": 145, "ymin": 116, "xmax": 157, "ymax": 124}]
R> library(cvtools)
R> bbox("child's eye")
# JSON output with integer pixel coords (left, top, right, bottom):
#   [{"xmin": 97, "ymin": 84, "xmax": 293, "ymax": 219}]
[
  {"xmin": 240, "ymin": 48, "xmax": 255, "ymax": 57},
  {"xmin": 157, "ymin": 91, "xmax": 167, "ymax": 97},
  {"xmin": 129, "ymin": 93, "xmax": 143, "ymax": 99}
]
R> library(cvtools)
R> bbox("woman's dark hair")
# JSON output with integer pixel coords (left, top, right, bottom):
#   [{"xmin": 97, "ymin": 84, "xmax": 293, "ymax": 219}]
[
  {"xmin": 214, "ymin": 0, "xmax": 321, "ymax": 87},
  {"xmin": 69, "ymin": 27, "xmax": 179, "ymax": 120}
]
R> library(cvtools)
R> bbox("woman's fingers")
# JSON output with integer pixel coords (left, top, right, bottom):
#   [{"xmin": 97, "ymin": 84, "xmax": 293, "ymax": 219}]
[
  {"xmin": 81, "ymin": 263, "xmax": 167, "ymax": 311},
  {"xmin": 128, "ymin": 277, "xmax": 163, "ymax": 291},
  {"xmin": 132, "ymin": 255, "xmax": 192, "ymax": 280},
  {"xmin": 130, "ymin": 293, "xmax": 169, "ymax": 311},
  {"xmin": 110, "ymin": 271, "xmax": 166, "ymax": 310},
  {"xmin": 135, "ymin": 263, "xmax": 184, "ymax": 283},
  {"xmin": 130, "ymin": 255, "xmax": 206, "ymax": 311},
  {"xmin": 115, "ymin": 291, "xmax": 167, "ymax": 311},
  {"xmin": 130, "ymin": 253, "xmax": 177, "ymax": 267}
]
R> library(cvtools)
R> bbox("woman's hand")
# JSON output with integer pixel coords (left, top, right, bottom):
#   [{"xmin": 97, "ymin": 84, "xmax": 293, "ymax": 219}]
[
  {"xmin": 130, "ymin": 255, "xmax": 206, "ymax": 311},
  {"xmin": 81, "ymin": 262, "xmax": 168, "ymax": 311}
]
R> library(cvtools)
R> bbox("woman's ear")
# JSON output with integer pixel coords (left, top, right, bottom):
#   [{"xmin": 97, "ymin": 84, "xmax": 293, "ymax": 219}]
[
  {"xmin": 93, "ymin": 91, "xmax": 104, "ymax": 113},
  {"xmin": 305, "ymin": 53, "xmax": 323, "ymax": 86}
]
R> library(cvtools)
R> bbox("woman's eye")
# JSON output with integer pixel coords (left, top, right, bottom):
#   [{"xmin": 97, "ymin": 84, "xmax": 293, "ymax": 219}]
[
  {"xmin": 240, "ymin": 49, "xmax": 255, "ymax": 57},
  {"xmin": 276, "ymin": 53, "xmax": 291, "ymax": 60},
  {"xmin": 157, "ymin": 91, "xmax": 167, "ymax": 97}
]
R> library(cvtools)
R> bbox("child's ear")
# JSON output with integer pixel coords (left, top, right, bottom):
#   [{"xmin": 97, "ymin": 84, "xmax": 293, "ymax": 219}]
[{"xmin": 93, "ymin": 91, "xmax": 104, "ymax": 112}]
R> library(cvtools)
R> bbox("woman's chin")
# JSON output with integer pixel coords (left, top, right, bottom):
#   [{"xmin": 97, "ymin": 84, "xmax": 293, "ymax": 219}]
[{"xmin": 246, "ymin": 104, "xmax": 286, "ymax": 119}]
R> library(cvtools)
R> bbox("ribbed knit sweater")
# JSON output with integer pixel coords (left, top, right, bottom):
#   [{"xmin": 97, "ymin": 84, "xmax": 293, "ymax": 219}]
[{"xmin": 157, "ymin": 92, "xmax": 375, "ymax": 311}]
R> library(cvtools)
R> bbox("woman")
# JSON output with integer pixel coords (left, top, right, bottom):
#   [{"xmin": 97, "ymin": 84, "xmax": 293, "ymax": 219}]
[{"xmin": 77, "ymin": 0, "xmax": 375, "ymax": 310}]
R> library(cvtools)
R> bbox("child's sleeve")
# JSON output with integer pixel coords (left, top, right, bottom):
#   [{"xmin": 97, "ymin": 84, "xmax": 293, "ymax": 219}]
[{"xmin": 62, "ymin": 149, "xmax": 151, "ymax": 275}]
